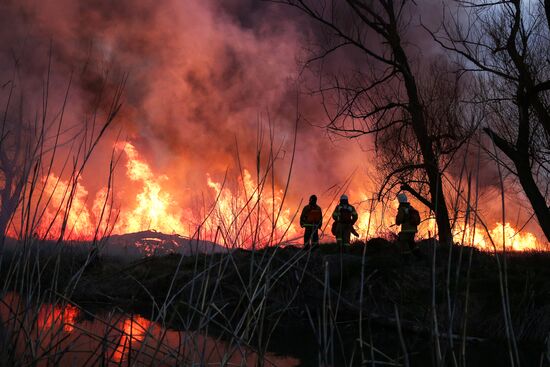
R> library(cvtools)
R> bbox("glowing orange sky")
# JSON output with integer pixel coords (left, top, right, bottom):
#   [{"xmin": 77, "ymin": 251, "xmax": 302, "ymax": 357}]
[{"xmin": 0, "ymin": 0, "xmax": 547, "ymax": 250}]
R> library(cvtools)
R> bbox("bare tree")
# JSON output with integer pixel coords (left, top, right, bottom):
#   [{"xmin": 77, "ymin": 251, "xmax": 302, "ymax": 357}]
[
  {"xmin": 432, "ymin": 0, "xmax": 550, "ymax": 241},
  {"xmin": 376, "ymin": 61, "xmax": 476, "ymax": 220},
  {"xmin": 0, "ymin": 86, "xmax": 36, "ymax": 239},
  {"xmin": 277, "ymin": 0, "xmax": 476, "ymax": 245}
]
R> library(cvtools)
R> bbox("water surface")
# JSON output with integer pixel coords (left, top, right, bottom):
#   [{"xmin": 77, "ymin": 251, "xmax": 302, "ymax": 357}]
[{"xmin": 0, "ymin": 293, "xmax": 300, "ymax": 366}]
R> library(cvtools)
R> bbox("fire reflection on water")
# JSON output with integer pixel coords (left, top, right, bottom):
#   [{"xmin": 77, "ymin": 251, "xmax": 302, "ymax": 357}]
[
  {"xmin": 112, "ymin": 314, "xmax": 151, "ymax": 363},
  {"xmin": 0, "ymin": 293, "xmax": 299, "ymax": 366},
  {"xmin": 36, "ymin": 301, "xmax": 79, "ymax": 333}
]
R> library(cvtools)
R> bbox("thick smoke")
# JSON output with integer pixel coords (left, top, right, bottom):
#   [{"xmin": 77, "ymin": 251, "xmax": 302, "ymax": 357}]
[
  {"xmin": 1, "ymin": 0, "xmax": 543, "ymax": 242},
  {"xmin": 0, "ymin": 0, "xmax": 366, "ymax": 227}
]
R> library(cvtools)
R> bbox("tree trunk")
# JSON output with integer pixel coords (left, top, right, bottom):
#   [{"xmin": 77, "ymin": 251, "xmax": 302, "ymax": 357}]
[
  {"xmin": 545, "ymin": 0, "xmax": 550, "ymax": 32},
  {"xmin": 516, "ymin": 158, "xmax": 550, "ymax": 242},
  {"xmin": 429, "ymin": 168, "xmax": 453, "ymax": 245},
  {"xmin": 484, "ymin": 127, "xmax": 550, "ymax": 242},
  {"xmin": 393, "ymin": 43, "xmax": 453, "ymax": 245}
]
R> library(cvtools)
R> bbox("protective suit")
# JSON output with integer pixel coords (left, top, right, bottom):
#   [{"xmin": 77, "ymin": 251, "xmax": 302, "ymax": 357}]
[
  {"xmin": 300, "ymin": 195, "xmax": 323, "ymax": 249},
  {"xmin": 395, "ymin": 193, "xmax": 419, "ymax": 254},
  {"xmin": 331, "ymin": 195, "xmax": 358, "ymax": 247}
]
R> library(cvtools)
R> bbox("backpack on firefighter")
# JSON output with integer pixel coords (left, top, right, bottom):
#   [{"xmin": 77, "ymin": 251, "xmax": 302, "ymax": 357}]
[
  {"xmin": 338, "ymin": 205, "xmax": 355, "ymax": 224},
  {"xmin": 396, "ymin": 193, "xmax": 421, "ymax": 227},
  {"xmin": 407, "ymin": 207, "xmax": 421, "ymax": 226},
  {"xmin": 331, "ymin": 221, "xmax": 337, "ymax": 236},
  {"xmin": 331, "ymin": 222, "xmax": 360, "ymax": 236},
  {"xmin": 306, "ymin": 206, "xmax": 322, "ymax": 224},
  {"xmin": 331, "ymin": 203, "xmax": 359, "ymax": 237}
]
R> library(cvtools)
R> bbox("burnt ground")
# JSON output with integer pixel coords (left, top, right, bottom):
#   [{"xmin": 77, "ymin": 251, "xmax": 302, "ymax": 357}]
[{"xmin": 3, "ymin": 238, "xmax": 550, "ymax": 366}]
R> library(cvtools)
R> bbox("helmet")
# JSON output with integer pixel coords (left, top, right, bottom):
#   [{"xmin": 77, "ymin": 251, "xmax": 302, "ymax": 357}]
[
  {"xmin": 309, "ymin": 194, "xmax": 317, "ymax": 203},
  {"xmin": 397, "ymin": 193, "xmax": 408, "ymax": 203},
  {"xmin": 340, "ymin": 194, "xmax": 348, "ymax": 202}
]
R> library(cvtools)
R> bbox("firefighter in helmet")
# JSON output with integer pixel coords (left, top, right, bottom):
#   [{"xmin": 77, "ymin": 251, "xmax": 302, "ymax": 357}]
[
  {"xmin": 395, "ymin": 192, "xmax": 420, "ymax": 255},
  {"xmin": 332, "ymin": 194, "xmax": 358, "ymax": 247},
  {"xmin": 300, "ymin": 194, "xmax": 323, "ymax": 249}
]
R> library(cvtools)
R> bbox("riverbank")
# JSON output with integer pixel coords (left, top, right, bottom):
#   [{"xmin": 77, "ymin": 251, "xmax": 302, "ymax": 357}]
[{"xmin": 2, "ymin": 238, "xmax": 550, "ymax": 366}]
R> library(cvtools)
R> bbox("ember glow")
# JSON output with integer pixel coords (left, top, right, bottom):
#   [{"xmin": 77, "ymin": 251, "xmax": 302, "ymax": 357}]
[
  {"xmin": 27, "ymin": 142, "xmax": 300, "ymax": 247},
  {"xmin": 36, "ymin": 174, "xmax": 105, "ymax": 240},
  {"xmin": 205, "ymin": 169, "xmax": 298, "ymax": 246},
  {"xmin": 454, "ymin": 223, "xmax": 540, "ymax": 252},
  {"xmin": 8, "ymin": 139, "xmax": 544, "ymax": 252},
  {"xmin": 115, "ymin": 142, "xmax": 190, "ymax": 236},
  {"xmin": 1, "ymin": 0, "xmax": 547, "ymax": 252}
]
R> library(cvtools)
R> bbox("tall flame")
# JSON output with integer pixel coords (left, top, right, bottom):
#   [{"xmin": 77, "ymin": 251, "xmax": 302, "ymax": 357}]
[
  {"xmin": 28, "ymin": 142, "xmax": 299, "ymax": 246},
  {"xmin": 114, "ymin": 143, "xmax": 190, "ymax": 236},
  {"xmin": 17, "ymin": 142, "xmax": 546, "ymax": 252},
  {"xmin": 37, "ymin": 174, "xmax": 102, "ymax": 240},
  {"xmin": 205, "ymin": 169, "xmax": 298, "ymax": 247},
  {"xmin": 454, "ymin": 222, "xmax": 540, "ymax": 251}
]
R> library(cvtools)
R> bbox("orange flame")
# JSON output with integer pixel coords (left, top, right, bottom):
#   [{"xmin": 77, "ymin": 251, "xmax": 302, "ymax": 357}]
[
  {"xmin": 14, "ymin": 142, "xmax": 546, "ymax": 252},
  {"xmin": 36, "ymin": 174, "xmax": 100, "ymax": 240},
  {"xmin": 205, "ymin": 169, "xmax": 298, "ymax": 247},
  {"xmin": 454, "ymin": 222, "xmax": 540, "ymax": 251},
  {"xmin": 114, "ymin": 143, "xmax": 190, "ymax": 236}
]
